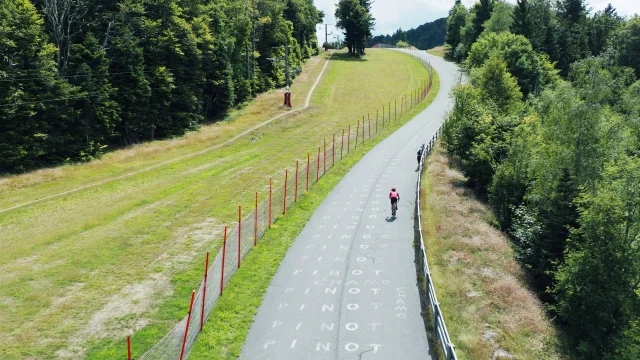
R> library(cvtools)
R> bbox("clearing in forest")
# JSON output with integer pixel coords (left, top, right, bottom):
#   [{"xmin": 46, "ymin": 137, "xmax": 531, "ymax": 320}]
[{"xmin": 0, "ymin": 48, "xmax": 431, "ymax": 359}]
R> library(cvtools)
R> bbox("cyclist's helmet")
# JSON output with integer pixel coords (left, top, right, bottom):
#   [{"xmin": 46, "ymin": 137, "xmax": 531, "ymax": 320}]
[{"xmin": 391, "ymin": 188, "xmax": 396, "ymax": 191}]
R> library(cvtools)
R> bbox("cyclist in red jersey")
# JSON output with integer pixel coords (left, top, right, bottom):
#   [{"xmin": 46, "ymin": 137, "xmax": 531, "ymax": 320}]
[{"xmin": 389, "ymin": 188, "xmax": 400, "ymax": 214}]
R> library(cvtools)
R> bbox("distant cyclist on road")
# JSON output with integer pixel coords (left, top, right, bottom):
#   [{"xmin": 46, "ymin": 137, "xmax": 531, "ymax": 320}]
[
  {"xmin": 389, "ymin": 188, "xmax": 400, "ymax": 216},
  {"xmin": 417, "ymin": 144, "xmax": 425, "ymax": 166}
]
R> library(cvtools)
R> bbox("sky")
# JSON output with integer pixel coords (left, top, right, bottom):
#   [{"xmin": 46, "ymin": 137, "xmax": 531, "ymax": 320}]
[{"xmin": 315, "ymin": 0, "xmax": 640, "ymax": 44}]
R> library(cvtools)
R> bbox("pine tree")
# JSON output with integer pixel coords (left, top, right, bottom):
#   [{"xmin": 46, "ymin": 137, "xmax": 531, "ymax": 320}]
[
  {"xmin": 511, "ymin": 0, "xmax": 530, "ymax": 38},
  {"xmin": 0, "ymin": 0, "xmax": 79, "ymax": 172}
]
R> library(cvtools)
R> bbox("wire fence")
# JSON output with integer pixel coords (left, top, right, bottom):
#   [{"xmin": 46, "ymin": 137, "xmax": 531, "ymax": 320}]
[
  {"xmin": 127, "ymin": 48, "xmax": 435, "ymax": 360},
  {"xmin": 415, "ymin": 124, "xmax": 458, "ymax": 360}
]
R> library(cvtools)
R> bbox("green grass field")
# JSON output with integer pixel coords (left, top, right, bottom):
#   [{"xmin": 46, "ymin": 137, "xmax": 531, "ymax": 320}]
[
  {"xmin": 0, "ymin": 48, "xmax": 434, "ymax": 359},
  {"xmin": 427, "ymin": 45, "xmax": 450, "ymax": 58}
]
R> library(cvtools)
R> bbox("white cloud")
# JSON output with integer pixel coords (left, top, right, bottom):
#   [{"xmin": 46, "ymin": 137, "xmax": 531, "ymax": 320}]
[{"xmin": 315, "ymin": 0, "xmax": 640, "ymax": 44}]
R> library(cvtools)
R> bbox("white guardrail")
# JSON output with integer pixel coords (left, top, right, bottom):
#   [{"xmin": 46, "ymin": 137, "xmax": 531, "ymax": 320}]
[{"xmin": 377, "ymin": 43, "xmax": 459, "ymax": 360}]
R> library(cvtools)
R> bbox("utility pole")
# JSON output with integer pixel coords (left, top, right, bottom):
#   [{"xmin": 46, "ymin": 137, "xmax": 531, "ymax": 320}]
[
  {"xmin": 285, "ymin": 45, "xmax": 290, "ymax": 90},
  {"xmin": 318, "ymin": 24, "xmax": 333, "ymax": 50},
  {"xmin": 270, "ymin": 45, "xmax": 298, "ymax": 107}
]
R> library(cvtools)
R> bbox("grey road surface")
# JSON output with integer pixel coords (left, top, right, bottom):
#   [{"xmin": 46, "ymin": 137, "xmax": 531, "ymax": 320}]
[{"xmin": 239, "ymin": 52, "xmax": 460, "ymax": 360}]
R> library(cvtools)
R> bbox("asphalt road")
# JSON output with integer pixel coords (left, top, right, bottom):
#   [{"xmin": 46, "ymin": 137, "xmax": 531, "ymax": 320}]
[{"xmin": 239, "ymin": 51, "xmax": 460, "ymax": 360}]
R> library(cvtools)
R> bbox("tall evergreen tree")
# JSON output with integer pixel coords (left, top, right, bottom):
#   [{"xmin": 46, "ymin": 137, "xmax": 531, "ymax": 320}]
[
  {"xmin": 511, "ymin": 0, "xmax": 530, "ymax": 38},
  {"xmin": 588, "ymin": 4, "xmax": 623, "ymax": 56}
]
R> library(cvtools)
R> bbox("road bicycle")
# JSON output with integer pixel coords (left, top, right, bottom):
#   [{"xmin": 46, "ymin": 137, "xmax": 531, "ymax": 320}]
[{"xmin": 391, "ymin": 201, "xmax": 398, "ymax": 217}]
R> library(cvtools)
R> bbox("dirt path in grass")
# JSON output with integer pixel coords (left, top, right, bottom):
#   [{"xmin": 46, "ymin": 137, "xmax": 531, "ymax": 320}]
[
  {"xmin": 0, "ymin": 49, "xmax": 433, "ymax": 359},
  {"xmin": 0, "ymin": 53, "xmax": 333, "ymax": 214}
]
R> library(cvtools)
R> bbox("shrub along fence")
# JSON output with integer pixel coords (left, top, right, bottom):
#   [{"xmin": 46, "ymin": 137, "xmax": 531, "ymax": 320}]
[{"xmin": 126, "ymin": 50, "xmax": 434, "ymax": 360}]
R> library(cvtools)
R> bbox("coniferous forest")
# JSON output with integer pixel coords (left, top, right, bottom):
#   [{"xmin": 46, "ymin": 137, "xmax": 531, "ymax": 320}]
[
  {"xmin": 0, "ymin": 0, "xmax": 322, "ymax": 173},
  {"xmin": 368, "ymin": 18, "xmax": 447, "ymax": 50},
  {"xmin": 444, "ymin": 0, "xmax": 640, "ymax": 357}
]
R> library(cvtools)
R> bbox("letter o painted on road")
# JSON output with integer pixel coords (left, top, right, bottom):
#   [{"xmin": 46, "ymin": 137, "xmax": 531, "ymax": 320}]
[
  {"xmin": 347, "ymin": 303, "xmax": 359, "ymax": 310},
  {"xmin": 382, "ymin": 280, "xmax": 390, "ymax": 284},
  {"xmin": 397, "ymin": 313, "xmax": 406, "ymax": 319},
  {"xmin": 372, "ymin": 201, "xmax": 379, "ymax": 204},
  {"xmin": 369, "ymin": 215, "xmax": 377, "ymax": 218},
  {"xmin": 352, "ymin": 270, "xmax": 362, "ymax": 275},
  {"xmin": 345, "ymin": 343, "xmax": 359, "ymax": 352},
  {"xmin": 366, "ymin": 225, "xmax": 375, "ymax": 229},
  {"xmin": 360, "ymin": 244, "xmax": 369, "ymax": 249},
  {"xmin": 345, "ymin": 323, "xmax": 358, "ymax": 331},
  {"xmin": 363, "ymin": 235, "xmax": 371, "ymax": 239},
  {"xmin": 357, "ymin": 257, "xmax": 366, "ymax": 262},
  {"xmin": 349, "ymin": 288, "xmax": 360, "ymax": 294}
]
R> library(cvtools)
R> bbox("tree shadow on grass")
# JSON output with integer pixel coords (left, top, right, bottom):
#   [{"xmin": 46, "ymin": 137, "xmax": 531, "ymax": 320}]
[{"xmin": 329, "ymin": 52, "xmax": 368, "ymax": 62}]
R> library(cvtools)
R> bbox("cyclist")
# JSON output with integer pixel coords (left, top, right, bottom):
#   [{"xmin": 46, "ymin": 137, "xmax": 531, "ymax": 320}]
[
  {"xmin": 389, "ymin": 188, "xmax": 400, "ymax": 214},
  {"xmin": 417, "ymin": 144, "xmax": 425, "ymax": 165}
]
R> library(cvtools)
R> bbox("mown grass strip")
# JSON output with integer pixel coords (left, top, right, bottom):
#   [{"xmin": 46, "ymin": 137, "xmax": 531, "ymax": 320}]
[{"xmin": 187, "ymin": 69, "xmax": 441, "ymax": 359}]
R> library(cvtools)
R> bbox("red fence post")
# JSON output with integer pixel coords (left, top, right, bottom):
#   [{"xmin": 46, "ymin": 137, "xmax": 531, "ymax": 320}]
[
  {"xmin": 340, "ymin": 129, "xmax": 344, "ymax": 160},
  {"xmin": 237, "ymin": 206, "xmax": 241, "ymax": 268},
  {"xmin": 306, "ymin": 153, "xmax": 310, "ymax": 191},
  {"xmin": 179, "ymin": 290, "xmax": 196, "ymax": 360},
  {"xmin": 220, "ymin": 227, "xmax": 227, "ymax": 294},
  {"xmin": 200, "ymin": 251, "xmax": 209, "ymax": 331},
  {"xmin": 316, "ymin": 147, "xmax": 320, "ymax": 182},
  {"xmin": 355, "ymin": 120, "xmax": 359, "ymax": 147},
  {"xmin": 269, "ymin": 179, "xmax": 272, "ymax": 228},
  {"xmin": 295, "ymin": 161, "xmax": 299, "ymax": 202},
  {"xmin": 254, "ymin": 193, "xmax": 258, "ymax": 246},
  {"xmin": 323, "ymin": 139, "xmax": 326, "ymax": 173},
  {"xmin": 127, "ymin": 336, "xmax": 131, "ymax": 360},
  {"xmin": 283, "ymin": 170, "xmax": 288, "ymax": 215},
  {"xmin": 332, "ymin": 134, "xmax": 335, "ymax": 167},
  {"xmin": 347, "ymin": 125, "xmax": 351, "ymax": 154}
]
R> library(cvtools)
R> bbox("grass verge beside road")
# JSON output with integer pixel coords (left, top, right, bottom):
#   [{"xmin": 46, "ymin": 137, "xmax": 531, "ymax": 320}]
[
  {"xmin": 427, "ymin": 45, "xmax": 450, "ymax": 59},
  {"xmin": 188, "ymin": 73, "xmax": 441, "ymax": 359},
  {"xmin": 419, "ymin": 144, "xmax": 566, "ymax": 360},
  {"xmin": 0, "ymin": 49, "xmax": 436, "ymax": 359}
]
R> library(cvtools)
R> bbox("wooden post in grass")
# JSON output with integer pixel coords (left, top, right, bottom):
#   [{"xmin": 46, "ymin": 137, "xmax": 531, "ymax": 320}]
[
  {"xmin": 347, "ymin": 125, "xmax": 351, "ymax": 154},
  {"xmin": 382, "ymin": 105, "xmax": 385, "ymax": 128},
  {"xmin": 394, "ymin": 100, "xmax": 396, "ymax": 121},
  {"xmin": 179, "ymin": 290, "xmax": 196, "ymax": 360},
  {"xmin": 323, "ymin": 139, "xmax": 326, "ymax": 173},
  {"xmin": 283, "ymin": 170, "xmax": 288, "ymax": 215},
  {"xmin": 269, "ymin": 179, "xmax": 272, "ymax": 228},
  {"xmin": 362, "ymin": 116, "xmax": 365, "ymax": 141},
  {"xmin": 127, "ymin": 336, "xmax": 131, "ymax": 360},
  {"xmin": 316, "ymin": 147, "xmax": 320, "ymax": 182},
  {"xmin": 340, "ymin": 129, "xmax": 344, "ymax": 160},
  {"xmin": 355, "ymin": 120, "xmax": 359, "ymax": 147},
  {"xmin": 220, "ymin": 227, "xmax": 227, "ymax": 294},
  {"xmin": 237, "ymin": 206, "xmax": 241, "ymax": 267},
  {"xmin": 254, "ymin": 193, "xmax": 258, "ymax": 246},
  {"xmin": 368, "ymin": 113, "xmax": 370, "ymax": 138},
  {"xmin": 295, "ymin": 161, "xmax": 299, "ymax": 202},
  {"xmin": 376, "ymin": 109, "xmax": 378, "ymax": 134},
  {"xmin": 306, "ymin": 153, "xmax": 310, "ymax": 191},
  {"xmin": 200, "ymin": 252, "xmax": 209, "ymax": 331},
  {"xmin": 332, "ymin": 134, "xmax": 335, "ymax": 167}
]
